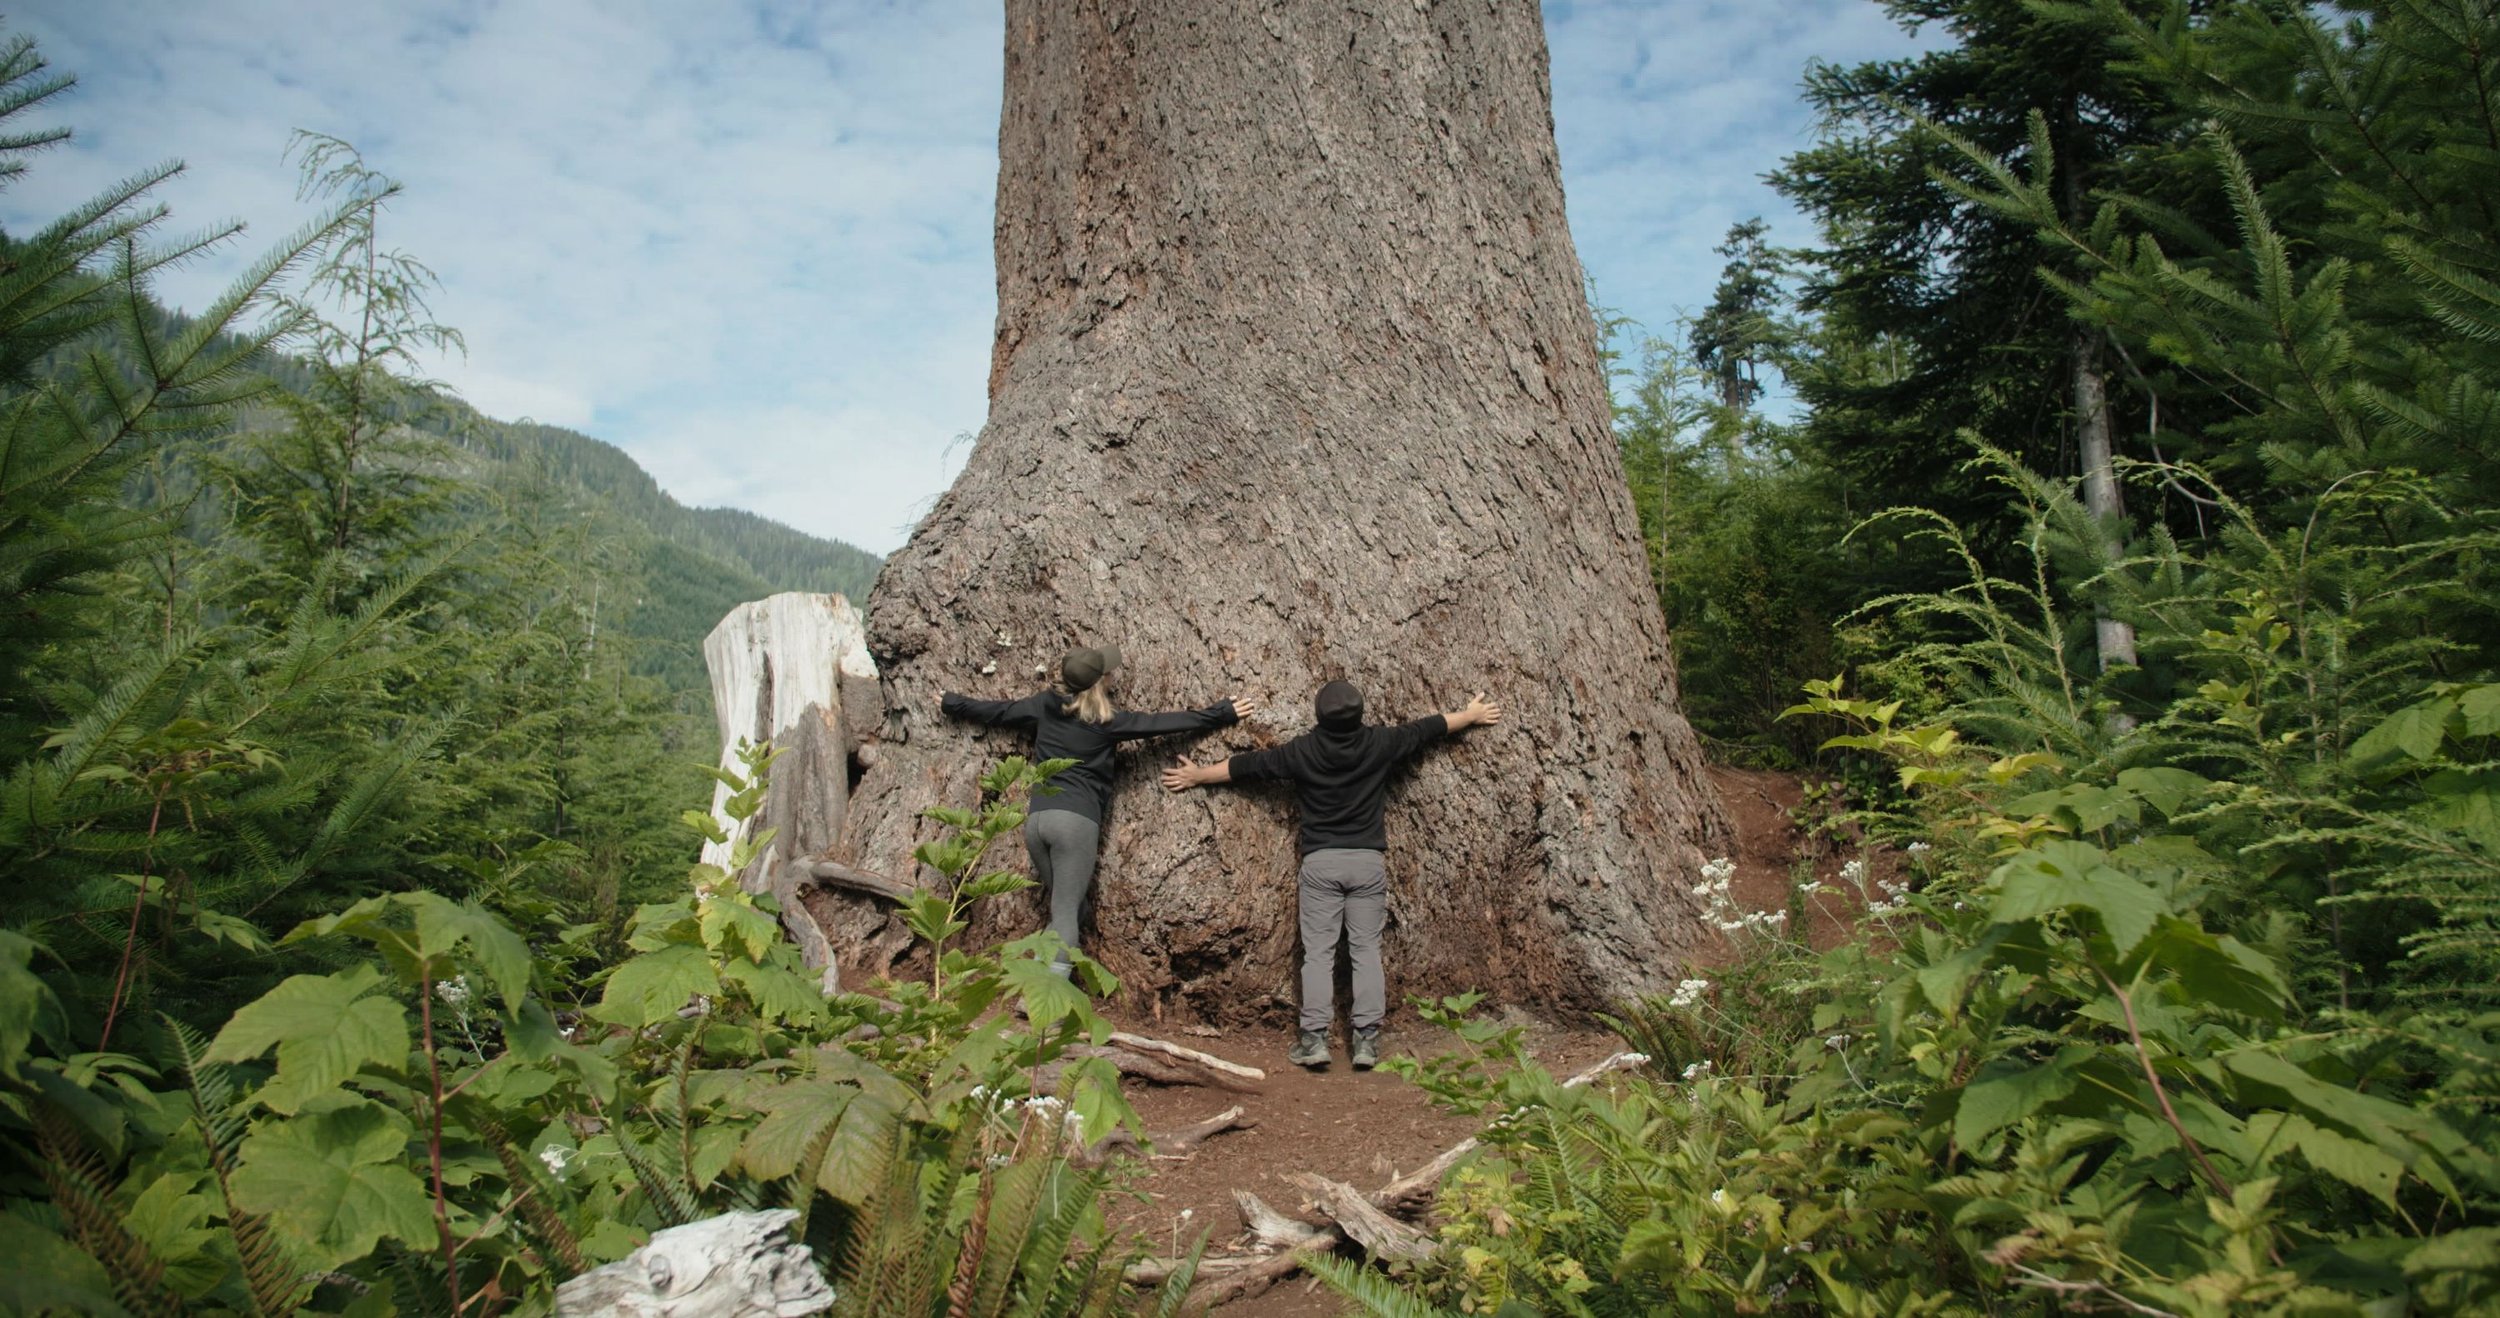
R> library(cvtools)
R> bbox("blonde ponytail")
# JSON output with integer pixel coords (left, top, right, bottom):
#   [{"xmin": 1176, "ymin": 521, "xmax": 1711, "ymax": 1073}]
[{"xmin": 1062, "ymin": 684, "xmax": 1115, "ymax": 724}]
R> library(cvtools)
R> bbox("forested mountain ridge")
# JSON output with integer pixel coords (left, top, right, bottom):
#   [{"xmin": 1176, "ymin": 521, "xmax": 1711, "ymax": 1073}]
[{"xmin": 126, "ymin": 295, "xmax": 883, "ymax": 690}]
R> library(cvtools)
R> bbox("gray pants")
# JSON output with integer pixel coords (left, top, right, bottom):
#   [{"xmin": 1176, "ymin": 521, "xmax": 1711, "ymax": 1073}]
[
  {"xmin": 1299, "ymin": 848, "xmax": 1387, "ymax": 1032},
  {"xmin": 1025, "ymin": 810, "xmax": 1100, "ymax": 969}
]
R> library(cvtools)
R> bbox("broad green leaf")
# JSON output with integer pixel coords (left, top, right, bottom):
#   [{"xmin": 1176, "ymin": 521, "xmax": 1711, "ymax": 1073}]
[
  {"xmin": 2350, "ymin": 697, "xmax": 2455, "ymax": 768},
  {"xmin": 741, "ymin": 1077, "xmax": 858, "ymax": 1179},
  {"xmin": 0, "ymin": 931, "xmax": 63, "ymax": 1081},
  {"xmin": 814, "ymin": 1090, "xmax": 899, "ymax": 1204},
  {"xmin": 122, "ymin": 1172, "xmax": 224, "ymax": 1298},
  {"xmin": 411, "ymin": 896, "xmax": 532, "ymax": 1008},
  {"xmin": 1063, "ymin": 1054, "xmax": 1136, "ymax": 1144},
  {"xmin": 1952, "ymin": 1048, "xmax": 2084, "ymax": 1147},
  {"xmin": 0, "ymin": 1210, "xmax": 131, "ymax": 1316},
  {"xmin": 2222, "ymin": 1051, "xmax": 2464, "ymax": 1164},
  {"xmin": 699, "ymin": 897, "xmax": 782, "ymax": 963},
  {"xmin": 958, "ymin": 870, "xmax": 1037, "ymax": 901},
  {"xmin": 2402, "ymin": 1227, "xmax": 2500, "ymax": 1281},
  {"xmin": 1990, "ymin": 841, "xmax": 2162, "ymax": 956},
  {"xmin": 207, "ymin": 967, "xmax": 409, "ymax": 1114},
  {"xmin": 592, "ymin": 944, "xmax": 721, "ymax": 1028},
  {"xmin": 230, "ymin": 1098, "xmax": 434, "ymax": 1270},
  {"xmin": 720, "ymin": 959, "xmax": 825, "ymax": 1024},
  {"xmin": 2125, "ymin": 918, "xmax": 2288, "ymax": 1019},
  {"xmin": 2247, "ymin": 1111, "xmax": 2404, "ymax": 1207},
  {"xmin": 2418, "ymin": 770, "xmax": 2500, "ymax": 854},
  {"xmin": 2114, "ymin": 767, "xmax": 2210, "ymax": 817},
  {"xmin": 1001, "ymin": 954, "xmax": 1091, "ymax": 1028},
  {"xmin": 2459, "ymin": 685, "xmax": 2500, "ymax": 737}
]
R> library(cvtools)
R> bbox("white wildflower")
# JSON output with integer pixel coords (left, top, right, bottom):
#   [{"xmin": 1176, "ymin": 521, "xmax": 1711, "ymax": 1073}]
[
  {"xmin": 1906, "ymin": 841, "xmax": 1933, "ymax": 856},
  {"xmin": 1825, "ymin": 1034, "xmax": 1851, "ymax": 1051},
  {"xmin": 1682, "ymin": 1059, "xmax": 1713, "ymax": 1081},
  {"xmin": 1668, "ymin": 978, "xmax": 1711, "ymax": 1010},
  {"xmin": 434, "ymin": 978, "xmax": 470, "ymax": 1010},
  {"xmin": 538, "ymin": 1145, "xmax": 575, "ymax": 1180},
  {"xmin": 1838, "ymin": 858, "xmax": 1867, "ymax": 885},
  {"xmin": 1179, "ymin": 1209, "xmax": 1195, "ymax": 1222},
  {"xmin": 1618, "ymin": 1052, "xmax": 1651, "ymax": 1065}
]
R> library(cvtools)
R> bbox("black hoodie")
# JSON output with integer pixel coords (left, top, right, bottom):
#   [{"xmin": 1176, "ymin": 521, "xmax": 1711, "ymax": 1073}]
[
  {"xmin": 1226, "ymin": 708, "xmax": 1450, "ymax": 854},
  {"xmin": 941, "ymin": 691, "xmax": 1240, "ymax": 824}
]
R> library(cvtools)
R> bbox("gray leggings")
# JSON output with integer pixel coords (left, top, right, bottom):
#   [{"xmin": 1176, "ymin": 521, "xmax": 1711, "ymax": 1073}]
[
  {"xmin": 1024, "ymin": 809, "xmax": 1100, "ymax": 967},
  {"xmin": 1299, "ymin": 848, "xmax": 1388, "ymax": 1032}
]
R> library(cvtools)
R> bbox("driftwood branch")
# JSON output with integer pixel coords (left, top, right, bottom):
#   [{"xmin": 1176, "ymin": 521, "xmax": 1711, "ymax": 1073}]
[
  {"xmin": 1160, "ymin": 1051, "xmax": 1650, "ymax": 1304},
  {"xmin": 1105, "ymin": 1032, "xmax": 1266, "ymax": 1083},
  {"xmin": 1234, "ymin": 1190, "xmax": 1332, "ymax": 1251},
  {"xmin": 1079, "ymin": 1104, "xmax": 1258, "ymax": 1167},
  {"xmin": 555, "ymin": 1208, "xmax": 832, "ymax": 1316},
  {"xmin": 1181, "ymin": 1234, "xmax": 1342, "ymax": 1310},
  {"xmin": 1062, "ymin": 1042, "xmax": 1264, "ymax": 1093},
  {"xmin": 1285, "ymin": 1172, "xmax": 1435, "ymax": 1262}
]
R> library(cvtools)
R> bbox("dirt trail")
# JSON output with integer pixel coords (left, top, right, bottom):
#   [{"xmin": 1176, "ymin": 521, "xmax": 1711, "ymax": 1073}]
[{"xmin": 1092, "ymin": 767, "xmax": 1811, "ymax": 1314}]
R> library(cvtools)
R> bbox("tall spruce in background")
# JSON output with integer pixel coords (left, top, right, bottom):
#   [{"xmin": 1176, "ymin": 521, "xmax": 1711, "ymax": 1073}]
[{"xmin": 1771, "ymin": 1, "xmax": 2190, "ymax": 641}]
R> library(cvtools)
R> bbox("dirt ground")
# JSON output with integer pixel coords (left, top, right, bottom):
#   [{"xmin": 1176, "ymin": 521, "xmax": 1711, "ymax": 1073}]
[{"xmin": 1091, "ymin": 765, "xmax": 1816, "ymax": 1314}]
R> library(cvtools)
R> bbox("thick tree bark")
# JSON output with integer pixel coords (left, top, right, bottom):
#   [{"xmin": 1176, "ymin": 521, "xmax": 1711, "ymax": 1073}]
[{"xmin": 831, "ymin": 0, "xmax": 1728, "ymax": 1019}]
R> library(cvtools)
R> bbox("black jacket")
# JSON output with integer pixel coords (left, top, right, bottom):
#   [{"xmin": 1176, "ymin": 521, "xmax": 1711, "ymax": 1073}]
[
  {"xmin": 941, "ymin": 691, "xmax": 1239, "ymax": 824},
  {"xmin": 1227, "ymin": 715, "xmax": 1449, "ymax": 854}
]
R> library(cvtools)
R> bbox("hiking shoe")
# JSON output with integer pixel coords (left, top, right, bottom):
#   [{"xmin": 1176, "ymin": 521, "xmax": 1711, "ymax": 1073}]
[
  {"xmin": 1288, "ymin": 1030, "xmax": 1331, "ymax": 1068},
  {"xmin": 1350, "ymin": 1027, "xmax": 1381, "ymax": 1071}
]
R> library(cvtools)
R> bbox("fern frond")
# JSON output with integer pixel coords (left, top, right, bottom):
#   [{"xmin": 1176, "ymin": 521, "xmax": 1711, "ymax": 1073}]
[{"xmin": 1306, "ymin": 1253, "xmax": 1462, "ymax": 1318}]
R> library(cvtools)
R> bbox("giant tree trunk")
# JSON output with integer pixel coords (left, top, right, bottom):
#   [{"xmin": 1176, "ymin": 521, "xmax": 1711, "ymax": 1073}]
[{"xmin": 827, "ymin": 0, "xmax": 1729, "ymax": 1019}]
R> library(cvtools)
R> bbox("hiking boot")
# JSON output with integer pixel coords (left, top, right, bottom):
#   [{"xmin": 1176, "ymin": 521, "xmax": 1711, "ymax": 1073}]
[
  {"xmin": 1350, "ymin": 1026, "xmax": 1381, "ymax": 1071},
  {"xmin": 1288, "ymin": 1029, "xmax": 1331, "ymax": 1069}
]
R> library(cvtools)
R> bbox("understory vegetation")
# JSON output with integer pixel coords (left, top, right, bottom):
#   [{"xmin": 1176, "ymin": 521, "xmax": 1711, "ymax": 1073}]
[
  {"xmin": 1326, "ymin": 0, "xmax": 2500, "ymax": 1313},
  {"xmin": 11, "ymin": 0, "xmax": 2500, "ymax": 1313},
  {"xmin": 0, "ymin": 26, "xmax": 1168, "ymax": 1315}
]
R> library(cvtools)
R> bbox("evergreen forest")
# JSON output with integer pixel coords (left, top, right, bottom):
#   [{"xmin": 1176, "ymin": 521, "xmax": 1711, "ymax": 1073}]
[{"xmin": 6, "ymin": 1, "xmax": 2500, "ymax": 1315}]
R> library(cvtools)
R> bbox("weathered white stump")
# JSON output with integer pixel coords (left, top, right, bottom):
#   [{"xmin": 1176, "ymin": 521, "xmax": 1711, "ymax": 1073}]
[
  {"xmin": 701, "ymin": 593, "xmax": 879, "ymax": 986},
  {"xmin": 553, "ymin": 1209, "xmax": 833, "ymax": 1317}
]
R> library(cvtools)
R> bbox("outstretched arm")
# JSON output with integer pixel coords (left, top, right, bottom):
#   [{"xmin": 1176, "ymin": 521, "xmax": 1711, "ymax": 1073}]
[
  {"xmin": 938, "ymin": 690, "xmax": 1043, "ymax": 730},
  {"xmin": 1161, "ymin": 756, "xmax": 1234, "ymax": 792},
  {"xmin": 1107, "ymin": 696, "xmax": 1260, "ymax": 742},
  {"xmin": 1443, "ymin": 692, "xmax": 1502, "ymax": 731}
]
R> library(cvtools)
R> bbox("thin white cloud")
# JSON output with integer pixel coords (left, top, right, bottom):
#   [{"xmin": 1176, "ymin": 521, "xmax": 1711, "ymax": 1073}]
[{"xmin": 4, "ymin": 1, "xmax": 1931, "ymax": 554}]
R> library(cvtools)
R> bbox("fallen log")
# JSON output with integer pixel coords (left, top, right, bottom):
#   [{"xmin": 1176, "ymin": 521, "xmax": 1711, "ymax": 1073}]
[
  {"xmin": 1234, "ymin": 1190, "xmax": 1331, "ymax": 1251},
  {"xmin": 1182, "ymin": 1234, "xmax": 1342, "ymax": 1310},
  {"xmin": 1285, "ymin": 1172, "xmax": 1435, "ymax": 1262}
]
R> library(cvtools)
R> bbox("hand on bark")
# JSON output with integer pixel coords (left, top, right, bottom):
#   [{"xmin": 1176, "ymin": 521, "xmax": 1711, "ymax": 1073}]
[
  {"xmin": 1162, "ymin": 757, "xmax": 1225, "ymax": 792},
  {"xmin": 1450, "ymin": 692, "xmax": 1502, "ymax": 730},
  {"xmin": 1229, "ymin": 697, "xmax": 1259, "ymax": 720}
]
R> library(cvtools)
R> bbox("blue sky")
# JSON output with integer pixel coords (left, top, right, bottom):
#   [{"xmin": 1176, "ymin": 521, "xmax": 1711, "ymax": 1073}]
[{"xmin": 4, "ymin": 1, "xmax": 1931, "ymax": 555}]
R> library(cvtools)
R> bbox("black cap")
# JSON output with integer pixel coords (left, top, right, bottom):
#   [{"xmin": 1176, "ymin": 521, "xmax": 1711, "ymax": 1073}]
[
  {"xmin": 1315, "ymin": 680, "xmax": 1364, "ymax": 729},
  {"xmin": 1061, "ymin": 644, "xmax": 1123, "ymax": 692}
]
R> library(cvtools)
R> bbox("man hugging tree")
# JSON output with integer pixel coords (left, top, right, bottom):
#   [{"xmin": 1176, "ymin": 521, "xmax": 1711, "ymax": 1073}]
[{"xmin": 1163, "ymin": 681, "xmax": 1501, "ymax": 1069}]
